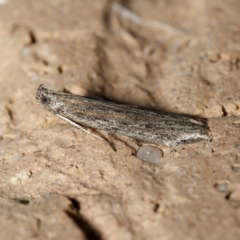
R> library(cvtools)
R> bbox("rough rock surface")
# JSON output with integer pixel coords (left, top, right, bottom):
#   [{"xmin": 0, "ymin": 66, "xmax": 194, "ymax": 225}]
[{"xmin": 0, "ymin": 0, "xmax": 240, "ymax": 239}]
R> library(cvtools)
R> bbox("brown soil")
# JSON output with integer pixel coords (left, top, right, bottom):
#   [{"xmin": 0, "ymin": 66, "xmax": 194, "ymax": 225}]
[{"xmin": 0, "ymin": 0, "xmax": 240, "ymax": 239}]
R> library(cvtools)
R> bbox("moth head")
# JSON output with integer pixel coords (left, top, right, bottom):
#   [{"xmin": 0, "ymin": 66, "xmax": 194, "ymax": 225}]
[
  {"xmin": 36, "ymin": 84, "xmax": 53, "ymax": 106},
  {"xmin": 36, "ymin": 84, "xmax": 65, "ymax": 114}
]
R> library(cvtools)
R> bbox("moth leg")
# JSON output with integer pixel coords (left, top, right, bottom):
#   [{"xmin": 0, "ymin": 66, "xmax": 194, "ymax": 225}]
[
  {"xmin": 109, "ymin": 134, "xmax": 139, "ymax": 155},
  {"xmin": 56, "ymin": 114, "xmax": 116, "ymax": 151}
]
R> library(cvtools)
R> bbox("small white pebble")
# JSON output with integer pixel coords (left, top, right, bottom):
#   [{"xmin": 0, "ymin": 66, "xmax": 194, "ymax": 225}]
[
  {"xmin": 137, "ymin": 145, "xmax": 163, "ymax": 164},
  {"xmin": 214, "ymin": 181, "xmax": 229, "ymax": 192},
  {"xmin": 0, "ymin": 0, "xmax": 8, "ymax": 5},
  {"xmin": 10, "ymin": 176, "xmax": 18, "ymax": 185},
  {"xmin": 11, "ymin": 153, "xmax": 23, "ymax": 162},
  {"xmin": 10, "ymin": 170, "xmax": 31, "ymax": 185},
  {"xmin": 31, "ymin": 74, "xmax": 40, "ymax": 82},
  {"xmin": 21, "ymin": 47, "xmax": 31, "ymax": 56}
]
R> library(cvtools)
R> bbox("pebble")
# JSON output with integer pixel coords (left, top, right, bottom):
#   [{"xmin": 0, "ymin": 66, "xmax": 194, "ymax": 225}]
[
  {"xmin": 31, "ymin": 74, "xmax": 40, "ymax": 82},
  {"xmin": 235, "ymin": 144, "xmax": 240, "ymax": 149},
  {"xmin": 11, "ymin": 153, "xmax": 23, "ymax": 162},
  {"xmin": 0, "ymin": 0, "xmax": 8, "ymax": 5},
  {"xmin": 136, "ymin": 145, "xmax": 163, "ymax": 164},
  {"xmin": 233, "ymin": 123, "xmax": 240, "ymax": 128},
  {"xmin": 214, "ymin": 181, "xmax": 229, "ymax": 192},
  {"xmin": 232, "ymin": 164, "xmax": 240, "ymax": 173},
  {"xmin": 10, "ymin": 170, "xmax": 32, "ymax": 184},
  {"xmin": 52, "ymin": 179, "xmax": 61, "ymax": 185}
]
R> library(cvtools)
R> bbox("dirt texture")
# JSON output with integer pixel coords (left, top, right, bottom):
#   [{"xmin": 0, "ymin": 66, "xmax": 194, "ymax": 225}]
[{"xmin": 0, "ymin": 0, "xmax": 240, "ymax": 239}]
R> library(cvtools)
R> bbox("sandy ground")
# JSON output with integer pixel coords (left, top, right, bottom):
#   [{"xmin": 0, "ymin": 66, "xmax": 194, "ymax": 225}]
[{"xmin": 0, "ymin": 0, "xmax": 240, "ymax": 239}]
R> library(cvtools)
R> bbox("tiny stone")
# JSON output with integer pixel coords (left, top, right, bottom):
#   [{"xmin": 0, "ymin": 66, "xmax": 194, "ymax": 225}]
[
  {"xmin": 31, "ymin": 74, "xmax": 40, "ymax": 82},
  {"xmin": 0, "ymin": 0, "xmax": 8, "ymax": 5},
  {"xmin": 232, "ymin": 164, "xmax": 240, "ymax": 173},
  {"xmin": 52, "ymin": 179, "xmax": 61, "ymax": 185},
  {"xmin": 21, "ymin": 47, "xmax": 31, "ymax": 56},
  {"xmin": 214, "ymin": 182, "xmax": 229, "ymax": 192},
  {"xmin": 233, "ymin": 123, "xmax": 240, "ymax": 128},
  {"xmin": 235, "ymin": 144, "xmax": 240, "ymax": 149},
  {"xmin": 137, "ymin": 145, "xmax": 163, "ymax": 164},
  {"xmin": 11, "ymin": 153, "xmax": 23, "ymax": 162}
]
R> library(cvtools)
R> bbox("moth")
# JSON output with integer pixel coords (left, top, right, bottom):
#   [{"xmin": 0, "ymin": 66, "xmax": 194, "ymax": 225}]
[{"xmin": 36, "ymin": 84, "xmax": 209, "ymax": 148}]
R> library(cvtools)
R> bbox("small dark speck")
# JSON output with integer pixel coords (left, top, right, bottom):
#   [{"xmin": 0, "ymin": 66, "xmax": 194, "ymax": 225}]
[
  {"xmin": 153, "ymin": 203, "xmax": 160, "ymax": 213},
  {"xmin": 225, "ymin": 192, "xmax": 231, "ymax": 200},
  {"xmin": 68, "ymin": 197, "xmax": 80, "ymax": 211},
  {"xmin": 58, "ymin": 66, "xmax": 63, "ymax": 74},
  {"xmin": 14, "ymin": 199, "xmax": 30, "ymax": 205}
]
